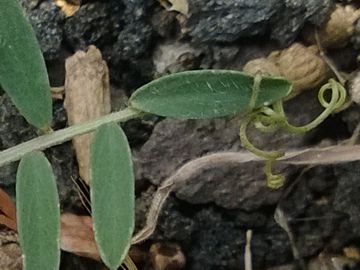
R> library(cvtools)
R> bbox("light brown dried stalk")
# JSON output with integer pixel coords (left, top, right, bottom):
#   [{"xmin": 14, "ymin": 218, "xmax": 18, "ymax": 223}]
[
  {"xmin": 132, "ymin": 143, "xmax": 360, "ymax": 243},
  {"xmin": 64, "ymin": 45, "xmax": 111, "ymax": 184}
]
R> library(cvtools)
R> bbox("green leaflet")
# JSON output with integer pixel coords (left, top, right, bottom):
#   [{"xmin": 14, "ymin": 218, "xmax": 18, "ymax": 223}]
[
  {"xmin": 16, "ymin": 152, "xmax": 60, "ymax": 270},
  {"xmin": 0, "ymin": 0, "xmax": 52, "ymax": 129},
  {"xmin": 129, "ymin": 70, "xmax": 292, "ymax": 119},
  {"xmin": 91, "ymin": 123, "xmax": 135, "ymax": 269}
]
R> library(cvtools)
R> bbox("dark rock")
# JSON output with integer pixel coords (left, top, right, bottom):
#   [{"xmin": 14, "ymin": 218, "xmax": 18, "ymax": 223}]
[
  {"xmin": 151, "ymin": 8, "xmax": 178, "ymax": 38},
  {"xmin": 186, "ymin": 0, "xmax": 281, "ymax": 43},
  {"xmin": 112, "ymin": 21, "xmax": 153, "ymax": 61},
  {"xmin": 150, "ymin": 197, "xmax": 292, "ymax": 270},
  {"xmin": 60, "ymin": 252, "xmax": 103, "ymax": 270},
  {"xmin": 0, "ymin": 95, "xmax": 37, "ymax": 185},
  {"xmin": 185, "ymin": 0, "xmax": 333, "ymax": 46},
  {"xmin": 106, "ymin": 0, "xmax": 155, "ymax": 63},
  {"xmin": 45, "ymin": 144, "xmax": 83, "ymax": 211},
  {"xmin": 294, "ymin": 204, "xmax": 340, "ymax": 257},
  {"xmin": 341, "ymin": 104, "xmax": 360, "ymax": 137},
  {"xmin": 21, "ymin": 0, "xmax": 65, "ymax": 60},
  {"xmin": 135, "ymin": 90, "xmax": 324, "ymax": 210},
  {"xmin": 278, "ymin": 165, "xmax": 348, "ymax": 257},
  {"xmin": 0, "ymin": 94, "xmax": 82, "ymax": 210},
  {"xmin": 188, "ymin": 208, "xmax": 246, "ymax": 270},
  {"xmin": 352, "ymin": 18, "xmax": 360, "ymax": 49},
  {"xmin": 151, "ymin": 196, "xmax": 195, "ymax": 243},
  {"xmin": 327, "ymin": 45, "xmax": 358, "ymax": 72},
  {"xmin": 262, "ymin": 219, "xmax": 292, "ymax": 266},
  {"xmin": 107, "ymin": 0, "xmax": 155, "ymax": 88},
  {"xmin": 333, "ymin": 162, "xmax": 360, "ymax": 237},
  {"xmin": 270, "ymin": 0, "xmax": 334, "ymax": 46},
  {"xmin": 64, "ymin": 1, "xmax": 123, "ymax": 51}
]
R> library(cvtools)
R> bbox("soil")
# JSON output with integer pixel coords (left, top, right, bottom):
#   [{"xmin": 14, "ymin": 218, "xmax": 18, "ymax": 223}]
[{"xmin": 2, "ymin": 0, "xmax": 360, "ymax": 269}]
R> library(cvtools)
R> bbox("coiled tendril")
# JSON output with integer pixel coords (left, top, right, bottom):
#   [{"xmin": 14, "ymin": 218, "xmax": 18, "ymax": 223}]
[{"xmin": 239, "ymin": 77, "xmax": 347, "ymax": 189}]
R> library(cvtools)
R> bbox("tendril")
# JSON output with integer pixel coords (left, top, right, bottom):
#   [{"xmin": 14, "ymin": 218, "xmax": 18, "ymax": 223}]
[
  {"xmin": 239, "ymin": 78, "xmax": 347, "ymax": 189},
  {"xmin": 274, "ymin": 79, "xmax": 346, "ymax": 133}
]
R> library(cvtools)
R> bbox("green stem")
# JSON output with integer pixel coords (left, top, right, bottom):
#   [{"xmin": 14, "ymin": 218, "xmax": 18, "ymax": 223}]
[
  {"xmin": 239, "ymin": 115, "xmax": 284, "ymax": 160},
  {"xmin": 0, "ymin": 107, "xmax": 144, "ymax": 168}
]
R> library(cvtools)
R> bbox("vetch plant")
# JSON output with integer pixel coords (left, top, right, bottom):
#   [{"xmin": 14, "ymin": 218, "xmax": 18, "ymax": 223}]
[{"xmin": 0, "ymin": 0, "xmax": 347, "ymax": 269}]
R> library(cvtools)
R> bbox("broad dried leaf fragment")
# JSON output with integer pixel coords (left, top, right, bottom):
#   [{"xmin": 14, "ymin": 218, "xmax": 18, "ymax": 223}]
[
  {"xmin": 60, "ymin": 213, "xmax": 100, "ymax": 261},
  {"xmin": 64, "ymin": 45, "xmax": 111, "ymax": 184},
  {"xmin": 0, "ymin": 188, "xmax": 16, "ymax": 231}
]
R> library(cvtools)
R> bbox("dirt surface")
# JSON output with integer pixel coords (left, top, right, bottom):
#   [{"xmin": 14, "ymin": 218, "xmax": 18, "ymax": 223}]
[{"xmin": 2, "ymin": 0, "xmax": 360, "ymax": 269}]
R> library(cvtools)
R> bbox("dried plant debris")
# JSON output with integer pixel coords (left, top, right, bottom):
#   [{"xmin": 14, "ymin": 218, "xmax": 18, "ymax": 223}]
[
  {"xmin": 303, "ymin": 4, "xmax": 360, "ymax": 49},
  {"xmin": 54, "ymin": 0, "xmax": 80, "ymax": 17},
  {"xmin": 0, "ymin": 188, "xmax": 16, "ymax": 231},
  {"xmin": 64, "ymin": 45, "xmax": 111, "ymax": 184},
  {"xmin": 158, "ymin": 0, "xmax": 188, "ymax": 16},
  {"xmin": 308, "ymin": 251, "xmax": 360, "ymax": 270},
  {"xmin": 149, "ymin": 242, "xmax": 186, "ymax": 270},
  {"xmin": 153, "ymin": 41, "xmax": 202, "ymax": 75},
  {"xmin": 243, "ymin": 43, "xmax": 330, "ymax": 96},
  {"xmin": 60, "ymin": 213, "xmax": 100, "ymax": 261},
  {"xmin": 350, "ymin": 70, "xmax": 360, "ymax": 104},
  {"xmin": 0, "ymin": 230, "xmax": 22, "ymax": 270}
]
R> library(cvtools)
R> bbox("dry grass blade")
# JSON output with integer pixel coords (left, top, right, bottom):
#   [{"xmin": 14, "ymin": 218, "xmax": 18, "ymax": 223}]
[
  {"xmin": 133, "ymin": 143, "xmax": 360, "ymax": 243},
  {"xmin": 280, "ymin": 144, "xmax": 360, "ymax": 165}
]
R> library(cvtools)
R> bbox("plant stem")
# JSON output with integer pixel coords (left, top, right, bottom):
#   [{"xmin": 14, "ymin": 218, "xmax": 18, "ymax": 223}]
[{"xmin": 0, "ymin": 107, "xmax": 143, "ymax": 168}]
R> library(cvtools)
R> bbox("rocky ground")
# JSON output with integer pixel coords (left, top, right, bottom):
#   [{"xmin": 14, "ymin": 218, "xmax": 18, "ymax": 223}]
[{"xmin": 2, "ymin": 0, "xmax": 360, "ymax": 269}]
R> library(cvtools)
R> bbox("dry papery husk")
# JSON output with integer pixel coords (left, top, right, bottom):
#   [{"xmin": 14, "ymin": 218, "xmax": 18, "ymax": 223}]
[
  {"xmin": 64, "ymin": 45, "xmax": 111, "ymax": 185},
  {"xmin": 303, "ymin": 4, "xmax": 360, "ymax": 49},
  {"xmin": 243, "ymin": 43, "xmax": 330, "ymax": 96}
]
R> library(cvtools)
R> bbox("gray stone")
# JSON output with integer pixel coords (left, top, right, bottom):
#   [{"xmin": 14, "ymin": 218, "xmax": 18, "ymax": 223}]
[
  {"xmin": 0, "ymin": 95, "xmax": 37, "ymax": 185},
  {"xmin": 64, "ymin": 1, "xmax": 123, "ymax": 51},
  {"xmin": 333, "ymin": 161, "xmax": 360, "ymax": 237},
  {"xmin": 135, "ymin": 90, "xmax": 324, "ymax": 210}
]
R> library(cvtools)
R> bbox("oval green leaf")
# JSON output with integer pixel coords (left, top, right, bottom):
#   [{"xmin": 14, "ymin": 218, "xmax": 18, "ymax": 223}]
[
  {"xmin": 129, "ymin": 70, "xmax": 292, "ymax": 119},
  {"xmin": 16, "ymin": 151, "xmax": 60, "ymax": 270},
  {"xmin": 0, "ymin": 0, "xmax": 52, "ymax": 129},
  {"xmin": 91, "ymin": 123, "xmax": 134, "ymax": 269}
]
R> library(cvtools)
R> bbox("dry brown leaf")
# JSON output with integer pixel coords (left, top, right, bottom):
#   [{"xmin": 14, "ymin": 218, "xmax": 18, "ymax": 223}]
[
  {"xmin": 60, "ymin": 213, "xmax": 100, "ymax": 261},
  {"xmin": 343, "ymin": 246, "xmax": 360, "ymax": 260},
  {"xmin": 61, "ymin": 214, "xmax": 139, "ymax": 269},
  {"xmin": 0, "ymin": 188, "xmax": 16, "ymax": 231},
  {"xmin": 159, "ymin": 0, "xmax": 188, "ymax": 16},
  {"xmin": 64, "ymin": 45, "xmax": 111, "ymax": 185},
  {"xmin": 54, "ymin": 0, "xmax": 80, "ymax": 17}
]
